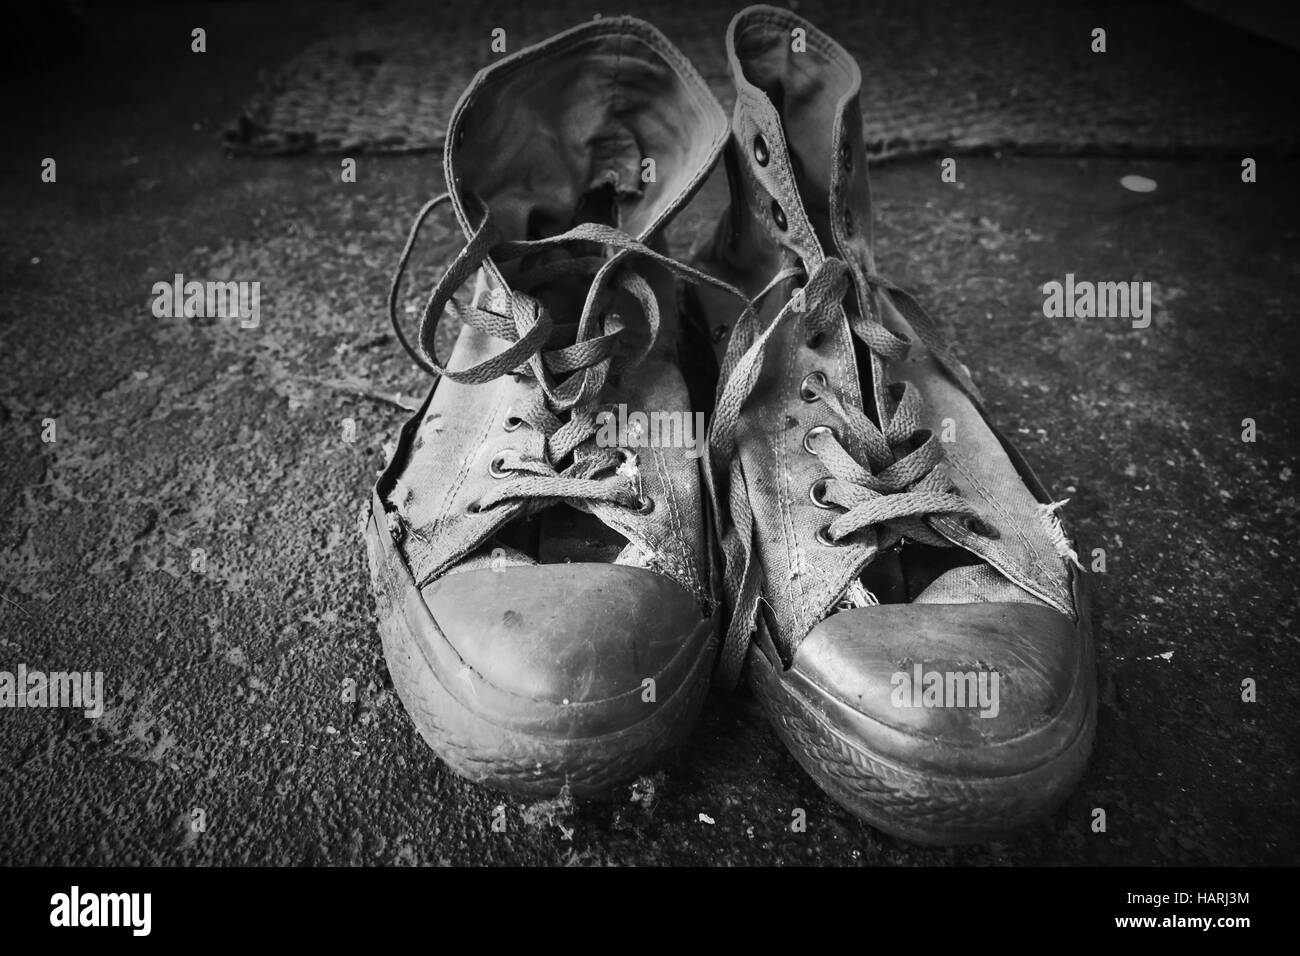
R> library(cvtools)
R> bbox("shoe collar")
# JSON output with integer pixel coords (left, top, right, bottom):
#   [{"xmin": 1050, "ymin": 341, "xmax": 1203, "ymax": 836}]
[{"xmin": 441, "ymin": 14, "xmax": 728, "ymax": 294}]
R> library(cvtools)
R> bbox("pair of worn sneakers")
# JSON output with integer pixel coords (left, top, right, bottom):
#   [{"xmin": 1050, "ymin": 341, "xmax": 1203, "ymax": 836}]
[{"xmin": 363, "ymin": 4, "xmax": 1096, "ymax": 846}]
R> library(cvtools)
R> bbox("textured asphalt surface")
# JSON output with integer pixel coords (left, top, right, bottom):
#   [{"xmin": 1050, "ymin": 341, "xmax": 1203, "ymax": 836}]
[{"xmin": 1, "ymin": 3, "xmax": 1297, "ymax": 865}]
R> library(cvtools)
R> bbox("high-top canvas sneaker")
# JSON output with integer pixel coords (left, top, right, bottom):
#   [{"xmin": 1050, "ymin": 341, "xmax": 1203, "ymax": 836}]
[
  {"xmin": 364, "ymin": 17, "xmax": 733, "ymax": 797},
  {"xmin": 691, "ymin": 5, "xmax": 1096, "ymax": 844}
]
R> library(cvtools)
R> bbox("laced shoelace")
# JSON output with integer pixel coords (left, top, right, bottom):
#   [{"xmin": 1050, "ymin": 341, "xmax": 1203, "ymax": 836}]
[
  {"xmin": 708, "ymin": 255, "xmax": 977, "ymax": 686},
  {"xmin": 390, "ymin": 193, "xmax": 752, "ymax": 517}
]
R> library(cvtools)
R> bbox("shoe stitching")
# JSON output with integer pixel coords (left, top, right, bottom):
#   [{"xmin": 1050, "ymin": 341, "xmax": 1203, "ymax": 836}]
[{"xmin": 945, "ymin": 453, "xmax": 1073, "ymax": 615}]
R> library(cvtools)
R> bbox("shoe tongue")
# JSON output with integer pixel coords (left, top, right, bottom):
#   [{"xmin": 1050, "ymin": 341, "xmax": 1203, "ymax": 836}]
[
  {"xmin": 572, "ymin": 177, "xmax": 624, "ymax": 231},
  {"xmin": 514, "ymin": 181, "xmax": 625, "ymax": 343},
  {"xmin": 841, "ymin": 542, "xmax": 984, "ymax": 609},
  {"xmin": 538, "ymin": 506, "xmax": 626, "ymax": 565}
]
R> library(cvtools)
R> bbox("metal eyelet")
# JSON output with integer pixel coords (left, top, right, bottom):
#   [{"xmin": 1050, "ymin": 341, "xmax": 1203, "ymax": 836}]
[
  {"xmin": 711, "ymin": 324, "xmax": 729, "ymax": 343},
  {"xmin": 799, "ymin": 371, "xmax": 827, "ymax": 402},
  {"xmin": 631, "ymin": 495, "xmax": 655, "ymax": 515},
  {"xmin": 802, "ymin": 424, "xmax": 837, "ymax": 454},
  {"xmin": 754, "ymin": 134, "xmax": 770, "ymax": 167},
  {"xmin": 963, "ymin": 516, "xmax": 1000, "ymax": 539},
  {"xmin": 771, "ymin": 199, "xmax": 787, "ymax": 231},
  {"xmin": 503, "ymin": 414, "xmax": 524, "ymax": 432},
  {"xmin": 809, "ymin": 479, "xmax": 835, "ymax": 510},
  {"xmin": 815, "ymin": 525, "xmax": 837, "ymax": 546},
  {"xmin": 489, "ymin": 455, "xmax": 511, "ymax": 478},
  {"xmin": 805, "ymin": 331, "xmax": 824, "ymax": 350},
  {"xmin": 466, "ymin": 499, "xmax": 486, "ymax": 514}
]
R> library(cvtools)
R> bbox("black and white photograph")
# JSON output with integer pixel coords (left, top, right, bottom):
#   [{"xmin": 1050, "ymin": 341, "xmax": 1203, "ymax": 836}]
[{"xmin": 0, "ymin": 0, "xmax": 1295, "ymax": 932}]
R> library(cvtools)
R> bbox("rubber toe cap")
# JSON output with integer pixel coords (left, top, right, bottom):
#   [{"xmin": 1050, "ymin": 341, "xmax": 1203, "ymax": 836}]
[
  {"xmin": 423, "ymin": 563, "xmax": 704, "ymax": 705},
  {"xmin": 789, "ymin": 601, "xmax": 1088, "ymax": 776}
]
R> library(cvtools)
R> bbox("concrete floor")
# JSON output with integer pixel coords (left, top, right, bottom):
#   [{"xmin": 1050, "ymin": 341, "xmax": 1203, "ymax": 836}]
[{"xmin": 1, "ymin": 3, "xmax": 1297, "ymax": 865}]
